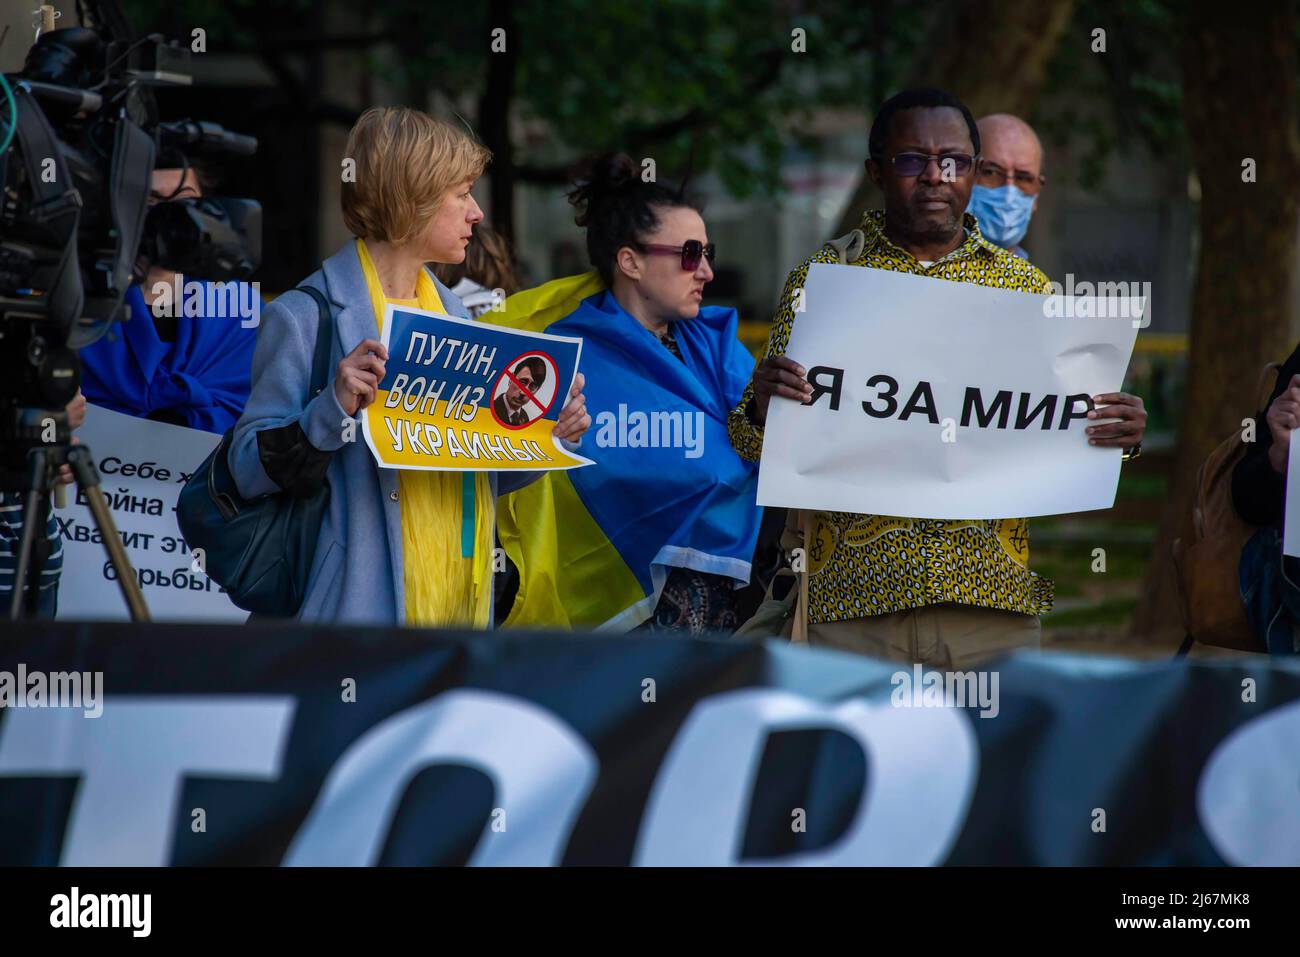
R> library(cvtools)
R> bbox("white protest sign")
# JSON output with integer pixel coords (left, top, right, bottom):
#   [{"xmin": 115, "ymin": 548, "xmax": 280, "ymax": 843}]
[
  {"xmin": 1285, "ymin": 438, "xmax": 1300, "ymax": 558},
  {"xmin": 54, "ymin": 405, "xmax": 248, "ymax": 622},
  {"xmin": 757, "ymin": 264, "xmax": 1141, "ymax": 519}
]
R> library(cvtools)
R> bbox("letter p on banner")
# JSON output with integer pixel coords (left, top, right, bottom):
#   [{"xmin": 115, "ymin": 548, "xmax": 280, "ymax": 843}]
[{"xmin": 634, "ymin": 688, "xmax": 977, "ymax": 865}]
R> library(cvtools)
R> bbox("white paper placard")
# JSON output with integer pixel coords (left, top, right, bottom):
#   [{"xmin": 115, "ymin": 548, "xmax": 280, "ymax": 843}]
[
  {"xmin": 1285, "ymin": 436, "xmax": 1300, "ymax": 558},
  {"xmin": 54, "ymin": 405, "xmax": 248, "ymax": 622},
  {"xmin": 757, "ymin": 264, "xmax": 1142, "ymax": 519}
]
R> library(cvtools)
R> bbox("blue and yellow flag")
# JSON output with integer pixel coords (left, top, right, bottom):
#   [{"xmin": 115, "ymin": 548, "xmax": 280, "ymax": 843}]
[{"xmin": 489, "ymin": 274, "xmax": 763, "ymax": 630}]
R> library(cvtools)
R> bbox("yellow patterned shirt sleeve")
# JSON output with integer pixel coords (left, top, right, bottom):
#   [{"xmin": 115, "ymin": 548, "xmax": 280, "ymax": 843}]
[{"xmin": 727, "ymin": 247, "xmax": 840, "ymax": 462}]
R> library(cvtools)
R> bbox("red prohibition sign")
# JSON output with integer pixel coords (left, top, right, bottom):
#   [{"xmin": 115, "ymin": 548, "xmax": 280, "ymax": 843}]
[{"xmin": 491, "ymin": 351, "xmax": 559, "ymax": 430}]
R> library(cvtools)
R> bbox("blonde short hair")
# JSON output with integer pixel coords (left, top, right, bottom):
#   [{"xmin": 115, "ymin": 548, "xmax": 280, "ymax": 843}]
[{"xmin": 341, "ymin": 107, "xmax": 491, "ymax": 244}]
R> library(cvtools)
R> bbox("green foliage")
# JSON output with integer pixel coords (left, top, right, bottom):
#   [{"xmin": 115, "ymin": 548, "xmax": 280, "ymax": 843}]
[
  {"xmin": 122, "ymin": 0, "xmax": 292, "ymax": 50},
  {"xmin": 119, "ymin": 0, "xmax": 1206, "ymax": 201},
  {"xmin": 497, "ymin": 0, "xmax": 925, "ymax": 197},
  {"xmin": 122, "ymin": 0, "xmax": 927, "ymax": 200},
  {"xmin": 1042, "ymin": 597, "xmax": 1136, "ymax": 628},
  {"xmin": 1037, "ymin": 0, "xmax": 1186, "ymax": 192}
]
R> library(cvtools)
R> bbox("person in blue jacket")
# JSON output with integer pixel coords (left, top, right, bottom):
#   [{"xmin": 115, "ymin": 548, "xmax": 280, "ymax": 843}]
[{"xmin": 79, "ymin": 163, "xmax": 259, "ymax": 434}]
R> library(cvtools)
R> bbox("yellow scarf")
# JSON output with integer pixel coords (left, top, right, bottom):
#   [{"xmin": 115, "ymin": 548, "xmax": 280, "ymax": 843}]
[{"xmin": 356, "ymin": 239, "xmax": 493, "ymax": 627}]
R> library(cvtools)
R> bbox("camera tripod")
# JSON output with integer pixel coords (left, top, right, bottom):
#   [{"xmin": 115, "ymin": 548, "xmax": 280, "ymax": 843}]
[{"xmin": 7, "ymin": 437, "xmax": 150, "ymax": 622}]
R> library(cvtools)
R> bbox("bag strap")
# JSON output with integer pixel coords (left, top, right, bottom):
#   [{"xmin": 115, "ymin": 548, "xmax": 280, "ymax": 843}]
[
  {"xmin": 825, "ymin": 229, "xmax": 866, "ymax": 265},
  {"xmin": 792, "ymin": 510, "xmax": 810, "ymax": 644},
  {"xmin": 293, "ymin": 285, "xmax": 335, "ymax": 406},
  {"xmin": 1257, "ymin": 361, "xmax": 1284, "ymax": 411},
  {"xmin": 777, "ymin": 508, "xmax": 811, "ymax": 643}
]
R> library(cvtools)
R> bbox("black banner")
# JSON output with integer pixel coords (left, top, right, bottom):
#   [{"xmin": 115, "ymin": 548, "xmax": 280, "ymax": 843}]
[{"xmin": 0, "ymin": 621, "xmax": 1297, "ymax": 866}]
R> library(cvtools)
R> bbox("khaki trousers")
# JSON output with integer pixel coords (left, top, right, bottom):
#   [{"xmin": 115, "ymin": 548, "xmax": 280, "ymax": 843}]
[{"xmin": 807, "ymin": 602, "xmax": 1041, "ymax": 669}]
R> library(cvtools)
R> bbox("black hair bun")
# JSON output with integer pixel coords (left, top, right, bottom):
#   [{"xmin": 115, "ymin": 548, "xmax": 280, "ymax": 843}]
[
  {"xmin": 568, "ymin": 152, "xmax": 639, "ymax": 226},
  {"xmin": 566, "ymin": 150, "xmax": 696, "ymax": 286}
]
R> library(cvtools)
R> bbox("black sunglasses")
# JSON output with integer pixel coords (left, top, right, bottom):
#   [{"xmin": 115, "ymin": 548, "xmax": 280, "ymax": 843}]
[
  {"xmin": 636, "ymin": 239, "xmax": 717, "ymax": 272},
  {"xmin": 886, "ymin": 152, "xmax": 977, "ymax": 178}
]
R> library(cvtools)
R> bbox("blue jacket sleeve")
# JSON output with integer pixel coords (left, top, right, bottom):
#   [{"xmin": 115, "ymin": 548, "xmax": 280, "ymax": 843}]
[{"xmin": 229, "ymin": 292, "xmax": 355, "ymax": 500}]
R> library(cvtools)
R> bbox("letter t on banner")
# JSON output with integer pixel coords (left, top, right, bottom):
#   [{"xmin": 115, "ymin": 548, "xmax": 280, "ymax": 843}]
[{"xmin": 0, "ymin": 698, "xmax": 295, "ymax": 865}]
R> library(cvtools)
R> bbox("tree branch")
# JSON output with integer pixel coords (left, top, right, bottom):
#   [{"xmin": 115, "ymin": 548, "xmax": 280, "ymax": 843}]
[
  {"xmin": 250, "ymin": 30, "xmax": 407, "ymax": 53},
  {"xmin": 253, "ymin": 46, "xmax": 360, "ymax": 127},
  {"xmin": 513, "ymin": 42, "xmax": 791, "ymax": 184}
]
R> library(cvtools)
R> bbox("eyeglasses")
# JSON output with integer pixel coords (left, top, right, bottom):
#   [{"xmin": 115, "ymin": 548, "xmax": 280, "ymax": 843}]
[
  {"xmin": 976, "ymin": 160, "xmax": 1046, "ymax": 193},
  {"xmin": 887, "ymin": 152, "xmax": 976, "ymax": 178},
  {"xmin": 636, "ymin": 239, "xmax": 717, "ymax": 272}
]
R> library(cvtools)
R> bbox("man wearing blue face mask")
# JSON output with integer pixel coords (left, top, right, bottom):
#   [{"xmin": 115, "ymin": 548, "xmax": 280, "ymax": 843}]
[{"xmin": 969, "ymin": 113, "xmax": 1045, "ymax": 259}]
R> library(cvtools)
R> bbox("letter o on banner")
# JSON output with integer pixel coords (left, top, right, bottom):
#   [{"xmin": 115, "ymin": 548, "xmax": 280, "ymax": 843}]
[
  {"xmin": 1198, "ymin": 699, "xmax": 1300, "ymax": 865},
  {"xmin": 633, "ymin": 689, "xmax": 978, "ymax": 865},
  {"xmin": 283, "ymin": 690, "xmax": 597, "ymax": 866}
]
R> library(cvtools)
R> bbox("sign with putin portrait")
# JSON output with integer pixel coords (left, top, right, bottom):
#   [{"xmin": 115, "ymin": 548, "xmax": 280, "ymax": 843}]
[{"xmin": 361, "ymin": 306, "xmax": 593, "ymax": 471}]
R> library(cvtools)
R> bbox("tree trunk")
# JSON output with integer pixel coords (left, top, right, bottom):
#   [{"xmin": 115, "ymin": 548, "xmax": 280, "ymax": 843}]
[
  {"xmin": 833, "ymin": 0, "xmax": 1074, "ymax": 236},
  {"xmin": 1130, "ymin": 0, "xmax": 1300, "ymax": 642},
  {"xmin": 479, "ymin": 0, "xmax": 519, "ymax": 244}
]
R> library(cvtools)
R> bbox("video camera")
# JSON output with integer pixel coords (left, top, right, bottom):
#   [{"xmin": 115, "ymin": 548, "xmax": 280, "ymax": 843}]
[{"xmin": 0, "ymin": 0, "xmax": 261, "ymax": 470}]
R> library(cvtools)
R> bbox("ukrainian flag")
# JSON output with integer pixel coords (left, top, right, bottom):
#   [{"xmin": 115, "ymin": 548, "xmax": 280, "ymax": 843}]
[{"xmin": 488, "ymin": 273, "xmax": 762, "ymax": 630}]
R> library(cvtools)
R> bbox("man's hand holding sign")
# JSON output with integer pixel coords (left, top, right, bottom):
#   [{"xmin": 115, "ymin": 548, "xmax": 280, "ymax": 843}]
[
  {"xmin": 1086, "ymin": 393, "xmax": 1146, "ymax": 450},
  {"xmin": 750, "ymin": 356, "xmax": 814, "ymax": 423}
]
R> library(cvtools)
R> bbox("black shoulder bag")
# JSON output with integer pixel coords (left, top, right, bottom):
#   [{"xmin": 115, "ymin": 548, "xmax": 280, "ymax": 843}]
[{"xmin": 177, "ymin": 286, "xmax": 335, "ymax": 616}]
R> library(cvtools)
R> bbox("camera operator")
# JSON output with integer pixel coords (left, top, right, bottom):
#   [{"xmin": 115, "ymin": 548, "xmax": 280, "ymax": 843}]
[
  {"xmin": 78, "ymin": 159, "xmax": 260, "ymax": 434},
  {"xmin": 3, "ymin": 157, "xmax": 258, "ymax": 619},
  {"xmin": 1, "ymin": 5, "xmax": 263, "ymax": 622}
]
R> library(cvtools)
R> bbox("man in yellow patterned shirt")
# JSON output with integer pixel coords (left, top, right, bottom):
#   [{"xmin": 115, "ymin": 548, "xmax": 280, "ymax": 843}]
[{"xmin": 729, "ymin": 89, "xmax": 1147, "ymax": 666}]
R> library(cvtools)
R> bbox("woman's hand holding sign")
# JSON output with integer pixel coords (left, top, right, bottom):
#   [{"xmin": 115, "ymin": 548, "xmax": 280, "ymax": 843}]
[
  {"xmin": 553, "ymin": 371, "xmax": 591, "ymax": 442},
  {"xmin": 1086, "ymin": 392, "xmax": 1146, "ymax": 450},
  {"xmin": 335, "ymin": 339, "xmax": 389, "ymax": 416},
  {"xmin": 751, "ymin": 356, "xmax": 814, "ymax": 425}
]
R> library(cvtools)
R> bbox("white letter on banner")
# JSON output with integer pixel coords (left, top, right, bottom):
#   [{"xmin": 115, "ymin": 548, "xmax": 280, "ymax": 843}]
[
  {"xmin": 1198, "ymin": 699, "xmax": 1300, "ymax": 865},
  {"xmin": 283, "ymin": 690, "xmax": 596, "ymax": 866},
  {"xmin": 0, "ymin": 698, "xmax": 295, "ymax": 865},
  {"xmin": 633, "ymin": 688, "xmax": 977, "ymax": 865},
  {"xmin": 406, "ymin": 330, "xmax": 427, "ymax": 364}
]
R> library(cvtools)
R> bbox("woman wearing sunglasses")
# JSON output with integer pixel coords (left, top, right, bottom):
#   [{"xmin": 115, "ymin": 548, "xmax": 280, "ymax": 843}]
[{"xmin": 492, "ymin": 152, "xmax": 763, "ymax": 635}]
